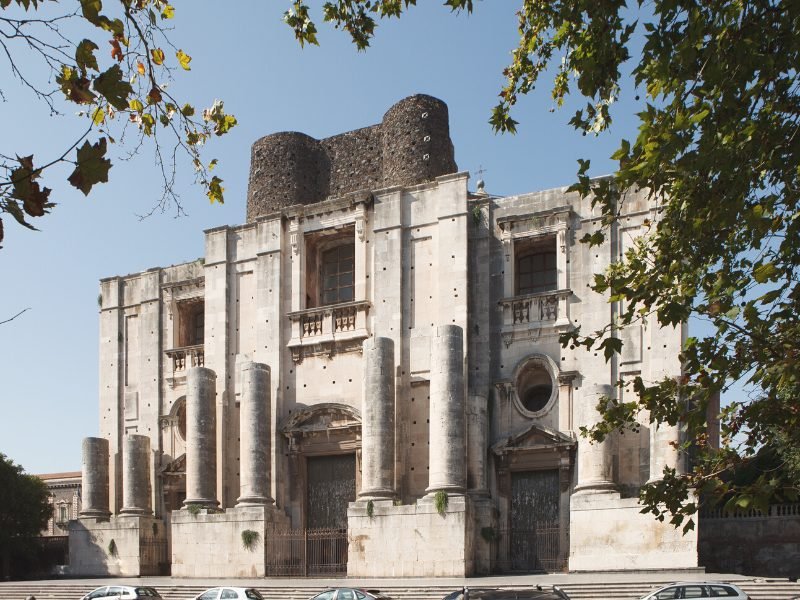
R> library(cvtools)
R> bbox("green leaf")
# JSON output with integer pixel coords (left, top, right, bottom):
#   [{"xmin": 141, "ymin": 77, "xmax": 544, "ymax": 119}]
[
  {"xmin": 67, "ymin": 138, "xmax": 111, "ymax": 195},
  {"xmin": 151, "ymin": 48, "xmax": 165, "ymax": 65},
  {"xmin": 75, "ymin": 39, "xmax": 99, "ymax": 73},
  {"xmin": 753, "ymin": 262, "xmax": 778, "ymax": 284},
  {"xmin": 93, "ymin": 64, "xmax": 133, "ymax": 111}
]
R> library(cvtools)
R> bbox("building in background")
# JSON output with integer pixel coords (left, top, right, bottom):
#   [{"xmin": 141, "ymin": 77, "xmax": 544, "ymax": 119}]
[
  {"xmin": 37, "ymin": 471, "xmax": 81, "ymax": 537},
  {"xmin": 70, "ymin": 95, "xmax": 696, "ymax": 577}
]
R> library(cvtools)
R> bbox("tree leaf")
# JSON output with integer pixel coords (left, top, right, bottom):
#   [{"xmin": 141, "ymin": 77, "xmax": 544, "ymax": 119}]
[
  {"xmin": 67, "ymin": 138, "xmax": 111, "ymax": 195},
  {"xmin": 176, "ymin": 49, "xmax": 191, "ymax": 70},
  {"xmin": 93, "ymin": 64, "xmax": 133, "ymax": 111}
]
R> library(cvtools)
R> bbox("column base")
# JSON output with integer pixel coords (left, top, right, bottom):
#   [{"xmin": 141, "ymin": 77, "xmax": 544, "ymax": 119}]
[
  {"xmin": 425, "ymin": 484, "xmax": 466, "ymax": 495},
  {"xmin": 572, "ymin": 480, "xmax": 618, "ymax": 496},
  {"xmin": 79, "ymin": 509, "xmax": 111, "ymax": 519},
  {"xmin": 358, "ymin": 487, "xmax": 396, "ymax": 500},
  {"xmin": 236, "ymin": 495, "xmax": 274, "ymax": 507},
  {"xmin": 118, "ymin": 507, "xmax": 151, "ymax": 517},
  {"xmin": 183, "ymin": 497, "xmax": 220, "ymax": 509}
]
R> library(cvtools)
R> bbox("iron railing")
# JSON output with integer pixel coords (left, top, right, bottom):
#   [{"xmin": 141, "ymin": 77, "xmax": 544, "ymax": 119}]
[
  {"xmin": 492, "ymin": 522, "xmax": 566, "ymax": 573},
  {"xmin": 265, "ymin": 527, "xmax": 348, "ymax": 577}
]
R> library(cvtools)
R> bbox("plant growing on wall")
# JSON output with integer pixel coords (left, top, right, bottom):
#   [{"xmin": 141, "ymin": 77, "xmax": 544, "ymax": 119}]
[
  {"xmin": 480, "ymin": 527, "xmax": 497, "ymax": 542},
  {"xmin": 107, "ymin": 539, "xmax": 117, "ymax": 557},
  {"xmin": 185, "ymin": 503, "xmax": 202, "ymax": 517},
  {"xmin": 366, "ymin": 499, "xmax": 374, "ymax": 519},
  {"xmin": 434, "ymin": 491, "xmax": 448, "ymax": 517},
  {"xmin": 241, "ymin": 529, "xmax": 260, "ymax": 551}
]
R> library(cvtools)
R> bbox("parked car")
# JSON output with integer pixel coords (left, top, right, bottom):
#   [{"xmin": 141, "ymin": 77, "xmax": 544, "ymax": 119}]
[
  {"xmin": 441, "ymin": 587, "xmax": 570, "ymax": 600},
  {"xmin": 81, "ymin": 587, "xmax": 162, "ymax": 600},
  {"xmin": 193, "ymin": 589, "xmax": 264, "ymax": 600},
  {"xmin": 638, "ymin": 582, "xmax": 751, "ymax": 599},
  {"xmin": 308, "ymin": 589, "xmax": 391, "ymax": 600}
]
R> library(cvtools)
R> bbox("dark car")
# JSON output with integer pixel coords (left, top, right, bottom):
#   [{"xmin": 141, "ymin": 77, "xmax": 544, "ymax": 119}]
[
  {"xmin": 442, "ymin": 587, "xmax": 570, "ymax": 600},
  {"xmin": 309, "ymin": 589, "xmax": 392, "ymax": 600}
]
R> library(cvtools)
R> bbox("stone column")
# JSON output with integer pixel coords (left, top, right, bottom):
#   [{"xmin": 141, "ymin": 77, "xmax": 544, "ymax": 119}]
[
  {"xmin": 80, "ymin": 437, "xmax": 111, "ymax": 518},
  {"xmin": 648, "ymin": 422, "xmax": 684, "ymax": 483},
  {"xmin": 427, "ymin": 325, "xmax": 466, "ymax": 494},
  {"xmin": 184, "ymin": 366, "xmax": 219, "ymax": 508},
  {"xmin": 359, "ymin": 337, "xmax": 395, "ymax": 499},
  {"xmin": 119, "ymin": 434, "xmax": 152, "ymax": 516},
  {"xmin": 573, "ymin": 383, "xmax": 616, "ymax": 494},
  {"xmin": 237, "ymin": 361, "xmax": 273, "ymax": 506}
]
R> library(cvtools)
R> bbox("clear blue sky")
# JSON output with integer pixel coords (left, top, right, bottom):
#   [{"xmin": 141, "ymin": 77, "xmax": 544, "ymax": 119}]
[{"xmin": 0, "ymin": 2, "xmax": 656, "ymax": 474}]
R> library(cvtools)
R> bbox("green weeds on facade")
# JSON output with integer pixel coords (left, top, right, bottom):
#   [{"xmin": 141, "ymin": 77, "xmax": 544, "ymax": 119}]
[
  {"xmin": 241, "ymin": 529, "xmax": 260, "ymax": 550},
  {"xmin": 434, "ymin": 490, "xmax": 448, "ymax": 516}
]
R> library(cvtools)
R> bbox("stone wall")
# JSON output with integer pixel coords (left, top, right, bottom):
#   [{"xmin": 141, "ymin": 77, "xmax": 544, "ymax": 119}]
[
  {"xmin": 569, "ymin": 493, "xmax": 698, "ymax": 571},
  {"xmin": 68, "ymin": 516, "xmax": 165, "ymax": 577},
  {"xmin": 170, "ymin": 505, "xmax": 289, "ymax": 577},
  {"xmin": 246, "ymin": 95, "xmax": 457, "ymax": 220},
  {"xmin": 347, "ymin": 496, "xmax": 475, "ymax": 577},
  {"xmin": 698, "ymin": 504, "xmax": 800, "ymax": 577}
]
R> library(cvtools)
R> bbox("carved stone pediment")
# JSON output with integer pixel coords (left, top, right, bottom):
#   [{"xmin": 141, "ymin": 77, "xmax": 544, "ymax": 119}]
[
  {"xmin": 281, "ymin": 403, "xmax": 362, "ymax": 454},
  {"xmin": 162, "ymin": 453, "xmax": 186, "ymax": 475},
  {"xmin": 491, "ymin": 423, "xmax": 576, "ymax": 456}
]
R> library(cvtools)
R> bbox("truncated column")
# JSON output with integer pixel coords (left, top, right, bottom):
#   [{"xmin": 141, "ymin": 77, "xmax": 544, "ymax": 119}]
[
  {"xmin": 574, "ymin": 383, "xmax": 616, "ymax": 494},
  {"xmin": 119, "ymin": 434, "xmax": 152, "ymax": 516},
  {"xmin": 427, "ymin": 325, "xmax": 466, "ymax": 494},
  {"xmin": 184, "ymin": 366, "xmax": 219, "ymax": 508},
  {"xmin": 80, "ymin": 437, "xmax": 111, "ymax": 518},
  {"xmin": 648, "ymin": 422, "xmax": 684, "ymax": 483},
  {"xmin": 237, "ymin": 361, "xmax": 274, "ymax": 506},
  {"xmin": 359, "ymin": 337, "xmax": 396, "ymax": 499}
]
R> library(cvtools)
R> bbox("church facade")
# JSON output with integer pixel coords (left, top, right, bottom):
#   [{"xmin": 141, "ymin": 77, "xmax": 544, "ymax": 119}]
[{"xmin": 70, "ymin": 95, "xmax": 697, "ymax": 577}]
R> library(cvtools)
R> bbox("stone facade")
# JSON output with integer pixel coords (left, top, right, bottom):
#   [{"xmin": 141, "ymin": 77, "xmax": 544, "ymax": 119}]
[
  {"xmin": 37, "ymin": 472, "xmax": 81, "ymax": 537},
  {"xmin": 77, "ymin": 95, "xmax": 700, "ymax": 577}
]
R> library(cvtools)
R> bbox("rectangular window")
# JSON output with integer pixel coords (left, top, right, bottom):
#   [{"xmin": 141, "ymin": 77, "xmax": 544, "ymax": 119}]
[
  {"xmin": 515, "ymin": 237, "xmax": 557, "ymax": 295},
  {"xmin": 305, "ymin": 224, "xmax": 356, "ymax": 308},
  {"xmin": 320, "ymin": 243, "xmax": 355, "ymax": 305}
]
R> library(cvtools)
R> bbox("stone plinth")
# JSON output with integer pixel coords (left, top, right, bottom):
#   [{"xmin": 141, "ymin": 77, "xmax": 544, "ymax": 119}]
[
  {"xmin": 569, "ymin": 492, "xmax": 698, "ymax": 570},
  {"xmin": 68, "ymin": 515, "xmax": 166, "ymax": 576},
  {"xmin": 170, "ymin": 505, "xmax": 290, "ymax": 577},
  {"xmin": 347, "ymin": 496, "xmax": 474, "ymax": 577}
]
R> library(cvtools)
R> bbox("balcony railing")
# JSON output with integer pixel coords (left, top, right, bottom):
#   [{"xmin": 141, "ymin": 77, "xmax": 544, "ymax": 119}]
[
  {"xmin": 165, "ymin": 344, "xmax": 204, "ymax": 373},
  {"xmin": 287, "ymin": 300, "xmax": 370, "ymax": 362},
  {"xmin": 499, "ymin": 289, "xmax": 572, "ymax": 340}
]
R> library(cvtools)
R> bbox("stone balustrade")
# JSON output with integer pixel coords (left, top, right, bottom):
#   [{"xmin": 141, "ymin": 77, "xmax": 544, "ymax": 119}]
[
  {"xmin": 165, "ymin": 344, "xmax": 204, "ymax": 373},
  {"xmin": 287, "ymin": 300, "xmax": 370, "ymax": 362},
  {"xmin": 499, "ymin": 289, "xmax": 572, "ymax": 345}
]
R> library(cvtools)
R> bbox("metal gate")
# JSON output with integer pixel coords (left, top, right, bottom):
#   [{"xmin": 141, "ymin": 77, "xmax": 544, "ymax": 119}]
[
  {"xmin": 494, "ymin": 469, "xmax": 565, "ymax": 573},
  {"xmin": 265, "ymin": 527, "xmax": 348, "ymax": 576},
  {"xmin": 307, "ymin": 454, "xmax": 356, "ymax": 529},
  {"xmin": 140, "ymin": 537, "xmax": 169, "ymax": 575},
  {"xmin": 493, "ymin": 523, "xmax": 565, "ymax": 573}
]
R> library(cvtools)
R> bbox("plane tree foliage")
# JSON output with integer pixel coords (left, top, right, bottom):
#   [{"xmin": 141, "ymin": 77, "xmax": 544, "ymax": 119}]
[
  {"xmin": 0, "ymin": 0, "xmax": 237, "ymax": 248},
  {"xmin": 286, "ymin": 0, "xmax": 800, "ymax": 529}
]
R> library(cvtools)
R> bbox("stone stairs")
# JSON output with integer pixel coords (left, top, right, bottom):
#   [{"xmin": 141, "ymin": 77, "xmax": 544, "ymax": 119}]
[{"xmin": 1, "ymin": 581, "xmax": 799, "ymax": 600}]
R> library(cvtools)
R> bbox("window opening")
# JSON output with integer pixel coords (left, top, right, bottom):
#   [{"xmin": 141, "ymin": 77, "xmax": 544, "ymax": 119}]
[
  {"xmin": 321, "ymin": 244, "xmax": 354, "ymax": 305},
  {"xmin": 516, "ymin": 237, "xmax": 557, "ymax": 295}
]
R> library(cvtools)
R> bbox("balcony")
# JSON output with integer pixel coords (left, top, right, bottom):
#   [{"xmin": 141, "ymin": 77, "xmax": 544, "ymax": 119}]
[
  {"xmin": 165, "ymin": 345, "xmax": 204, "ymax": 387},
  {"xmin": 498, "ymin": 289, "xmax": 572, "ymax": 346},
  {"xmin": 287, "ymin": 300, "xmax": 370, "ymax": 363}
]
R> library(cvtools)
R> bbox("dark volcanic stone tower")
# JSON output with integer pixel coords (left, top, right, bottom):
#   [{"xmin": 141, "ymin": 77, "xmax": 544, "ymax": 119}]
[{"xmin": 246, "ymin": 94, "xmax": 457, "ymax": 220}]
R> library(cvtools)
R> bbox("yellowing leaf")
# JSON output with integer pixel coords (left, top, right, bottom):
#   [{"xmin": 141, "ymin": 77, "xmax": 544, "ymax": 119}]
[
  {"xmin": 176, "ymin": 49, "xmax": 191, "ymax": 71},
  {"xmin": 92, "ymin": 107, "xmax": 105, "ymax": 125},
  {"xmin": 151, "ymin": 48, "xmax": 165, "ymax": 65},
  {"xmin": 136, "ymin": 61, "xmax": 146, "ymax": 75},
  {"xmin": 128, "ymin": 98, "xmax": 144, "ymax": 112},
  {"xmin": 161, "ymin": 4, "xmax": 175, "ymax": 19}
]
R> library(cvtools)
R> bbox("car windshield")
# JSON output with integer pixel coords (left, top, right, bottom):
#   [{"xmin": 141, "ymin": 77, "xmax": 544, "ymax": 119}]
[{"xmin": 245, "ymin": 590, "xmax": 263, "ymax": 600}]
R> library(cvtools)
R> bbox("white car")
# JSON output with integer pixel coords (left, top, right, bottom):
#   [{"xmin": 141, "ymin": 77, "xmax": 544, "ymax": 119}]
[
  {"xmin": 81, "ymin": 587, "xmax": 162, "ymax": 600},
  {"xmin": 639, "ymin": 582, "xmax": 750, "ymax": 599},
  {"xmin": 194, "ymin": 588, "xmax": 264, "ymax": 600}
]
